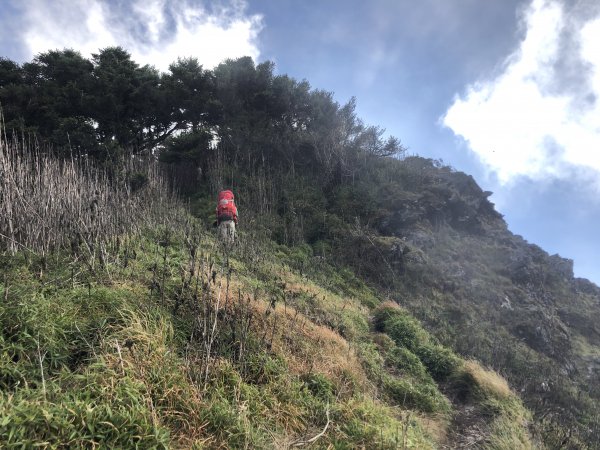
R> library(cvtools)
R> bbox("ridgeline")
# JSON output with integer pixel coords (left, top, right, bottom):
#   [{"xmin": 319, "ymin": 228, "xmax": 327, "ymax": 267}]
[{"xmin": 1, "ymin": 48, "xmax": 598, "ymax": 449}]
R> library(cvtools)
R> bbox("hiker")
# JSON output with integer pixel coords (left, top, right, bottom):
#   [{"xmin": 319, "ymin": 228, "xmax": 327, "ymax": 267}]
[{"xmin": 216, "ymin": 190, "xmax": 238, "ymax": 246}]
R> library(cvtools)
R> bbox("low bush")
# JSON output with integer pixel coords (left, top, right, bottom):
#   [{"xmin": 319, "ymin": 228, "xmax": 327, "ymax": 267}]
[
  {"xmin": 358, "ymin": 341, "xmax": 450, "ymax": 414},
  {"xmin": 383, "ymin": 377, "xmax": 450, "ymax": 413},
  {"xmin": 384, "ymin": 313, "xmax": 428, "ymax": 351},
  {"xmin": 415, "ymin": 343, "xmax": 460, "ymax": 382},
  {"xmin": 386, "ymin": 345, "xmax": 431, "ymax": 381},
  {"xmin": 301, "ymin": 372, "xmax": 335, "ymax": 402},
  {"xmin": 374, "ymin": 303, "xmax": 460, "ymax": 381}
]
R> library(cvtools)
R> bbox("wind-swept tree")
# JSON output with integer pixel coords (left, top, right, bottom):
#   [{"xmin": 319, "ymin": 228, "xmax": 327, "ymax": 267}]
[
  {"xmin": 0, "ymin": 57, "xmax": 26, "ymax": 130},
  {"xmin": 89, "ymin": 47, "xmax": 163, "ymax": 152}
]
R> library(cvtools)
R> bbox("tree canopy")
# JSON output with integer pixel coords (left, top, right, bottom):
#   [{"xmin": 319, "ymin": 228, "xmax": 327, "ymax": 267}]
[{"xmin": 0, "ymin": 47, "xmax": 406, "ymax": 169}]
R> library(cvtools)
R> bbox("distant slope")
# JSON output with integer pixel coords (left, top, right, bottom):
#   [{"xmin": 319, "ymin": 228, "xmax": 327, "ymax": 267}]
[{"xmin": 361, "ymin": 158, "xmax": 600, "ymax": 448}]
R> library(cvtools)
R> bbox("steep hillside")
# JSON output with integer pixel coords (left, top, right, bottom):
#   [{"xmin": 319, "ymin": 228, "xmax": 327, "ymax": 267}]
[
  {"xmin": 0, "ymin": 138, "xmax": 540, "ymax": 448},
  {"xmin": 199, "ymin": 153, "xmax": 600, "ymax": 448},
  {"xmin": 2, "ymin": 50, "xmax": 599, "ymax": 448},
  {"xmin": 356, "ymin": 159, "xmax": 600, "ymax": 448},
  {"xmin": 0, "ymin": 219, "xmax": 538, "ymax": 448}
]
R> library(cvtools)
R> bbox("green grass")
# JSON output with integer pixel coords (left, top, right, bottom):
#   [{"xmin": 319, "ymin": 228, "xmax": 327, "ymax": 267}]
[
  {"xmin": 0, "ymin": 221, "xmax": 537, "ymax": 448},
  {"xmin": 374, "ymin": 303, "xmax": 460, "ymax": 382}
]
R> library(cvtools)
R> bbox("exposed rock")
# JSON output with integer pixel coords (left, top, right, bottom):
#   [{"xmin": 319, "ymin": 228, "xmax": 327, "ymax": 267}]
[
  {"xmin": 500, "ymin": 295, "xmax": 513, "ymax": 310},
  {"xmin": 574, "ymin": 277, "xmax": 600, "ymax": 296},
  {"xmin": 404, "ymin": 229, "xmax": 436, "ymax": 250}
]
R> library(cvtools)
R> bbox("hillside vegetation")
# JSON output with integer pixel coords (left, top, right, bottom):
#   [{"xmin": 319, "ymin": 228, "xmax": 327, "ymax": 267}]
[
  {"xmin": 0, "ymin": 141, "xmax": 536, "ymax": 448},
  {"xmin": 1, "ymin": 48, "xmax": 599, "ymax": 448}
]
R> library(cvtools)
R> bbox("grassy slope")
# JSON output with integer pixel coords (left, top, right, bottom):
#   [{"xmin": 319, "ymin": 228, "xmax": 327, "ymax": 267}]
[{"xmin": 0, "ymin": 220, "xmax": 537, "ymax": 449}]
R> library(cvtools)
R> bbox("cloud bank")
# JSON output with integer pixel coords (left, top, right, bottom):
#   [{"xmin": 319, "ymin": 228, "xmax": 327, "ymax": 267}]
[
  {"xmin": 443, "ymin": 0, "xmax": 600, "ymax": 186},
  {"xmin": 12, "ymin": 0, "xmax": 262, "ymax": 71}
]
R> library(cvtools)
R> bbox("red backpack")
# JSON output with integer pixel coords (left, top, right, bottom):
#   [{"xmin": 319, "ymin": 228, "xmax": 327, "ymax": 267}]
[{"xmin": 217, "ymin": 190, "xmax": 238, "ymax": 223}]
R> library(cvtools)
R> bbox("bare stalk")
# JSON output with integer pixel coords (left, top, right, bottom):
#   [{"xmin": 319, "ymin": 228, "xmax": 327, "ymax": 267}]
[{"xmin": 36, "ymin": 334, "xmax": 47, "ymax": 401}]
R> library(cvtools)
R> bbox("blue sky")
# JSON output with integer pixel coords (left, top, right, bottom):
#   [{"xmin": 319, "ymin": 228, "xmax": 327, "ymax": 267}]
[{"xmin": 2, "ymin": 0, "xmax": 600, "ymax": 283}]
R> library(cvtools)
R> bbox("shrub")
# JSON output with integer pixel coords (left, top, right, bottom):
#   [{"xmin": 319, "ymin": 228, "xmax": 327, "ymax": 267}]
[
  {"xmin": 383, "ymin": 377, "xmax": 450, "ymax": 413},
  {"xmin": 415, "ymin": 343, "xmax": 460, "ymax": 382},
  {"xmin": 386, "ymin": 346, "xmax": 431, "ymax": 381},
  {"xmin": 372, "ymin": 302, "xmax": 402, "ymax": 331},
  {"xmin": 373, "ymin": 303, "xmax": 459, "ymax": 382},
  {"xmin": 128, "ymin": 171, "xmax": 149, "ymax": 192},
  {"xmin": 383, "ymin": 312, "xmax": 428, "ymax": 352},
  {"xmin": 358, "ymin": 341, "xmax": 450, "ymax": 414},
  {"xmin": 301, "ymin": 372, "xmax": 335, "ymax": 402},
  {"xmin": 244, "ymin": 352, "xmax": 287, "ymax": 385}
]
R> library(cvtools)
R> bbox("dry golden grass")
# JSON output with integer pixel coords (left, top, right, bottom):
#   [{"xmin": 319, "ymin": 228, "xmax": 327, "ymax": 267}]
[
  {"xmin": 283, "ymin": 277, "xmax": 367, "ymax": 315},
  {"xmin": 377, "ymin": 300, "xmax": 402, "ymax": 311},
  {"xmin": 188, "ymin": 269, "xmax": 370, "ymax": 396},
  {"xmin": 417, "ymin": 413, "xmax": 450, "ymax": 445},
  {"xmin": 199, "ymin": 257, "xmax": 373, "ymax": 393},
  {"xmin": 101, "ymin": 311, "xmax": 209, "ymax": 448},
  {"xmin": 249, "ymin": 300, "xmax": 369, "ymax": 390},
  {"xmin": 464, "ymin": 360, "xmax": 512, "ymax": 400}
]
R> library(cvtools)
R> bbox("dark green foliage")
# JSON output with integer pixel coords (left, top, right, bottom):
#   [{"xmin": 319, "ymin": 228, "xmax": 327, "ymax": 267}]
[
  {"xmin": 301, "ymin": 372, "xmax": 335, "ymax": 402},
  {"xmin": 374, "ymin": 306, "xmax": 459, "ymax": 382},
  {"xmin": 162, "ymin": 57, "xmax": 217, "ymax": 130},
  {"xmin": 0, "ymin": 57, "xmax": 22, "ymax": 85},
  {"xmin": 127, "ymin": 171, "xmax": 149, "ymax": 192},
  {"xmin": 382, "ymin": 377, "xmax": 449, "ymax": 413},
  {"xmin": 1, "ymin": 50, "xmax": 404, "ymax": 172},
  {"xmin": 415, "ymin": 343, "xmax": 460, "ymax": 382},
  {"xmin": 90, "ymin": 47, "xmax": 162, "ymax": 150},
  {"xmin": 159, "ymin": 129, "xmax": 212, "ymax": 164}
]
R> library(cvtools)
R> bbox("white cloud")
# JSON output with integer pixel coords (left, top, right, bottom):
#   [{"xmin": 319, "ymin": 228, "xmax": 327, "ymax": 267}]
[
  {"xmin": 18, "ymin": 0, "xmax": 262, "ymax": 71},
  {"xmin": 443, "ymin": 0, "xmax": 600, "ymax": 186}
]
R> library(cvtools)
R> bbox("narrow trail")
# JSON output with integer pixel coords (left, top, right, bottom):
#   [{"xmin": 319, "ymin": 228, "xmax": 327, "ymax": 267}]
[
  {"xmin": 441, "ymin": 390, "xmax": 491, "ymax": 449},
  {"xmin": 443, "ymin": 405, "xmax": 490, "ymax": 448}
]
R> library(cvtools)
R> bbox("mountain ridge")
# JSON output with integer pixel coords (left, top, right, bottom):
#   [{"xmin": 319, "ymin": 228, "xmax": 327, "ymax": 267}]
[{"xmin": 1, "ymin": 48, "xmax": 599, "ymax": 448}]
